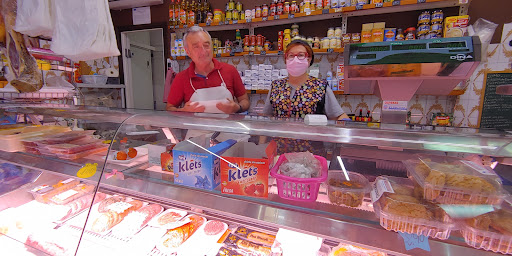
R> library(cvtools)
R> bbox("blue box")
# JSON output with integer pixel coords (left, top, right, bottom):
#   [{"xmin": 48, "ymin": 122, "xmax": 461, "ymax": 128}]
[
  {"xmin": 384, "ymin": 28, "xmax": 396, "ymax": 42},
  {"xmin": 173, "ymin": 137, "xmax": 236, "ymax": 190}
]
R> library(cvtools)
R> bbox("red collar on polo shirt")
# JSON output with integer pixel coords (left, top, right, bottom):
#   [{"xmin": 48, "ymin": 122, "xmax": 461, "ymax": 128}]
[{"xmin": 187, "ymin": 58, "xmax": 223, "ymax": 78}]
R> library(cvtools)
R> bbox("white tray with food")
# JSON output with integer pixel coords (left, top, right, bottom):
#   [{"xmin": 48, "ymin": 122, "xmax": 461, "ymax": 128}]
[
  {"xmin": 55, "ymin": 192, "xmax": 107, "ymax": 224},
  {"xmin": 66, "ymin": 195, "xmax": 145, "ymax": 237},
  {"xmin": 103, "ymin": 146, "xmax": 148, "ymax": 164},
  {"xmin": 110, "ymin": 204, "xmax": 164, "ymax": 238},
  {"xmin": 154, "ymin": 215, "xmax": 207, "ymax": 255},
  {"xmin": 148, "ymin": 208, "xmax": 189, "ymax": 229},
  {"xmin": 177, "ymin": 220, "xmax": 228, "ymax": 255}
]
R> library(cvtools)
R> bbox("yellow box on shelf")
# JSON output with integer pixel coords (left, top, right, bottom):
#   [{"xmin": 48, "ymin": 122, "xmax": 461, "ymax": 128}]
[{"xmin": 36, "ymin": 60, "xmax": 51, "ymax": 71}]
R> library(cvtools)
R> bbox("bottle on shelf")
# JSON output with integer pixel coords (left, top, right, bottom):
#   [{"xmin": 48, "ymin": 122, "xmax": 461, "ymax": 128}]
[
  {"xmin": 196, "ymin": 0, "xmax": 203, "ymax": 24},
  {"xmin": 188, "ymin": 1, "xmax": 196, "ymax": 27},
  {"xmin": 169, "ymin": 0, "xmax": 175, "ymax": 26},
  {"xmin": 283, "ymin": 29, "xmax": 291, "ymax": 50},
  {"xmin": 179, "ymin": 0, "xmax": 187, "ymax": 26},
  {"xmin": 357, "ymin": 109, "xmax": 362, "ymax": 122}
]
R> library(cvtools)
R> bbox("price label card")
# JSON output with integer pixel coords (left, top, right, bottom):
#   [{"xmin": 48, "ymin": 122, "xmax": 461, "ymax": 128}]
[
  {"xmin": 327, "ymin": 48, "xmax": 334, "ymax": 53},
  {"xmin": 277, "ymin": 50, "xmax": 284, "ymax": 55},
  {"xmin": 246, "ymin": 18, "xmax": 252, "ymax": 23},
  {"xmin": 232, "ymin": 20, "xmax": 238, "ymax": 24},
  {"xmin": 216, "ymin": 53, "xmax": 222, "ymax": 58},
  {"xmin": 288, "ymin": 14, "xmax": 295, "ymax": 19},
  {"xmin": 77, "ymin": 163, "xmax": 98, "ymax": 179},
  {"xmin": 183, "ymin": 24, "xmax": 188, "ymax": 28},
  {"xmin": 248, "ymin": 52, "xmax": 254, "ymax": 56},
  {"xmin": 417, "ymin": 0, "xmax": 426, "ymax": 3},
  {"xmin": 274, "ymin": 15, "xmax": 280, "ymax": 20},
  {"xmin": 356, "ymin": 4, "xmax": 364, "ymax": 10},
  {"xmin": 219, "ymin": 21, "xmax": 224, "ymax": 25},
  {"xmin": 262, "ymin": 17, "xmax": 268, "ymax": 21},
  {"xmin": 375, "ymin": 2, "xmax": 383, "ymax": 7},
  {"xmin": 322, "ymin": 9, "xmax": 329, "ymax": 14},
  {"xmin": 229, "ymin": 52, "xmax": 235, "ymax": 56},
  {"xmin": 382, "ymin": 101, "xmax": 408, "ymax": 111},
  {"xmin": 260, "ymin": 51, "xmax": 266, "ymax": 55},
  {"xmin": 370, "ymin": 178, "xmax": 394, "ymax": 203},
  {"xmin": 399, "ymin": 232, "xmax": 430, "ymax": 251},
  {"xmin": 206, "ymin": 21, "xmax": 211, "ymax": 26},
  {"xmin": 392, "ymin": 0, "xmax": 401, "ymax": 6},
  {"xmin": 251, "ymin": 90, "xmax": 257, "ymax": 94}
]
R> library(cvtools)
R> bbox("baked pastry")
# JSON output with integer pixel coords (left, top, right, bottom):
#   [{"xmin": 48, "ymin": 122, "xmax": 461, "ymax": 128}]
[
  {"xmin": 382, "ymin": 194, "xmax": 432, "ymax": 220},
  {"xmin": 91, "ymin": 200, "xmax": 143, "ymax": 233},
  {"xmin": 160, "ymin": 215, "xmax": 205, "ymax": 249}
]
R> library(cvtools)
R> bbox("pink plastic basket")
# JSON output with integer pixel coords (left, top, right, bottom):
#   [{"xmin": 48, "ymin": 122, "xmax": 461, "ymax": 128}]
[{"xmin": 270, "ymin": 154, "xmax": 328, "ymax": 202}]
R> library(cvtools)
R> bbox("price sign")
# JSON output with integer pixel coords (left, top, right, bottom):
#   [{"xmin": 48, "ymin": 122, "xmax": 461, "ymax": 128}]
[
  {"xmin": 260, "ymin": 51, "xmax": 266, "ymax": 55},
  {"xmin": 232, "ymin": 20, "xmax": 238, "ymax": 24},
  {"xmin": 277, "ymin": 50, "xmax": 284, "ymax": 55},
  {"xmin": 218, "ymin": 21, "xmax": 224, "ymax": 25},
  {"xmin": 417, "ymin": 0, "xmax": 426, "ymax": 3},
  {"xmin": 375, "ymin": 2, "xmax": 383, "ymax": 7},
  {"xmin": 327, "ymin": 48, "xmax": 334, "ymax": 53},
  {"xmin": 205, "ymin": 21, "xmax": 211, "ymax": 26},
  {"xmin": 183, "ymin": 24, "xmax": 188, "ymax": 28},
  {"xmin": 216, "ymin": 53, "xmax": 222, "ymax": 58},
  {"xmin": 322, "ymin": 9, "xmax": 329, "ymax": 14},
  {"xmin": 251, "ymin": 90, "xmax": 257, "ymax": 94},
  {"xmin": 246, "ymin": 18, "xmax": 252, "ymax": 23},
  {"xmin": 77, "ymin": 163, "xmax": 98, "ymax": 179},
  {"xmin": 248, "ymin": 52, "xmax": 254, "ymax": 56},
  {"xmin": 288, "ymin": 14, "xmax": 295, "ymax": 19},
  {"xmin": 274, "ymin": 15, "xmax": 280, "ymax": 20},
  {"xmin": 229, "ymin": 51, "xmax": 236, "ymax": 56},
  {"xmin": 392, "ymin": 0, "xmax": 401, "ymax": 6},
  {"xmin": 356, "ymin": 4, "xmax": 364, "ymax": 10},
  {"xmin": 262, "ymin": 17, "xmax": 268, "ymax": 21},
  {"xmin": 399, "ymin": 232, "xmax": 430, "ymax": 251}
]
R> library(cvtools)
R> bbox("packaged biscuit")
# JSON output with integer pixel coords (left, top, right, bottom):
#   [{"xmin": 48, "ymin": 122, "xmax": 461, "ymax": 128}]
[
  {"xmin": 444, "ymin": 15, "xmax": 469, "ymax": 38},
  {"xmin": 383, "ymin": 28, "xmax": 396, "ymax": 41},
  {"xmin": 233, "ymin": 226, "xmax": 276, "ymax": 246}
]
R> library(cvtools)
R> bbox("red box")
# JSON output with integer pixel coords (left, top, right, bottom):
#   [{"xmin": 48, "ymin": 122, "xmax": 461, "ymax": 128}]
[{"xmin": 220, "ymin": 141, "xmax": 276, "ymax": 198}]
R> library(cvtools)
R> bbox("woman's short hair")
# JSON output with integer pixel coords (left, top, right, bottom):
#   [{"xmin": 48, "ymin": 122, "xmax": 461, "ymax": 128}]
[{"xmin": 284, "ymin": 39, "xmax": 314, "ymax": 66}]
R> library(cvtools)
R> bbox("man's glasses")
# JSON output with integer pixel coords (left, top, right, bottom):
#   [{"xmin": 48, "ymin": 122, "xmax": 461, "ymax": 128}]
[{"xmin": 285, "ymin": 52, "xmax": 308, "ymax": 61}]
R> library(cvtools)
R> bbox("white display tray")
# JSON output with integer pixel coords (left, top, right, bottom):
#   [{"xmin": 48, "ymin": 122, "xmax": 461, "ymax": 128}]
[{"xmin": 103, "ymin": 147, "xmax": 148, "ymax": 164}]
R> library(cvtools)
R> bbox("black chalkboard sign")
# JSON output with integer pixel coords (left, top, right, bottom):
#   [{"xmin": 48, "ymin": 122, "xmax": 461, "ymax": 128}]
[{"xmin": 480, "ymin": 72, "xmax": 512, "ymax": 130}]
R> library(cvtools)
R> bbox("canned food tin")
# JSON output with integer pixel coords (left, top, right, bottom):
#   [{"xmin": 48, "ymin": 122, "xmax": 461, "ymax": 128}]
[
  {"xmin": 418, "ymin": 11, "xmax": 430, "ymax": 25},
  {"xmin": 418, "ymin": 24, "xmax": 430, "ymax": 34},
  {"xmin": 430, "ymin": 22, "xmax": 443, "ymax": 34},
  {"xmin": 418, "ymin": 34, "xmax": 426, "ymax": 40},
  {"xmin": 427, "ymin": 31, "xmax": 441, "ymax": 39},
  {"xmin": 431, "ymin": 9, "xmax": 443, "ymax": 23}
]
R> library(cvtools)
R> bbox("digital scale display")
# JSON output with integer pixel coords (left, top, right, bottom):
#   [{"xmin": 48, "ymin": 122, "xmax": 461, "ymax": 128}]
[
  {"xmin": 392, "ymin": 44, "xmax": 427, "ymax": 51},
  {"xmin": 358, "ymin": 46, "xmax": 390, "ymax": 52},
  {"xmin": 429, "ymin": 41, "xmax": 467, "ymax": 49},
  {"xmin": 356, "ymin": 54, "xmax": 377, "ymax": 59}
]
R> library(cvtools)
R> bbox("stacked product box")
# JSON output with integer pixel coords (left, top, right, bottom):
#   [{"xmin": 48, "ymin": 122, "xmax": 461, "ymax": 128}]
[{"xmin": 242, "ymin": 64, "xmax": 287, "ymax": 90}]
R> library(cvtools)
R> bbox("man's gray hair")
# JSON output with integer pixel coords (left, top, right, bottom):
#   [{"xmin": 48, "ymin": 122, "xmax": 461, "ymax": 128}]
[{"xmin": 183, "ymin": 26, "xmax": 212, "ymax": 49}]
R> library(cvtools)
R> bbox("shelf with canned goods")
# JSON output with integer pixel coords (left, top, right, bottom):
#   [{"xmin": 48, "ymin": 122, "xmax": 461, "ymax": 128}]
[
  {"xmin": 169, "ymin": 48, "xmax": 345, "ymax": 60},
  {"xmin": 170, "ymin": 0, "xmax": 465, "ymax": 32}
]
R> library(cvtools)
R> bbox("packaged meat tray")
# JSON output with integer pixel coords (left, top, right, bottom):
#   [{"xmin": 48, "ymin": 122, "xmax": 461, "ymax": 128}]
[
  {"xmin": 0, "ymin": 125, "xmax": 70, "ymax": 152},
  {"xmin": 45, "ymin": 138, "xmax": 105, "ymax": 154},
  {"xmin": 50, "ymin": 183, "xmax": 95, "ymax": 205},
  {"xmin": 328, "ymin": 171, "xmax": 370, "ymax": 208},
  {"xmin": 29, "ymin": 178, "xmax": 80, "ymax": 204},
  {"xmin": 176, "ymin": 220, "xmax": 228, "ymax": 255},
  {"xmin": 156, "ymin": 215, "xmax": 206, "ymax": 254},
  {"xmin": 30, "ymin": 130, "xmax": 95, "ymax": 145},
  {"xmin": 148, "ymin": 208, "xmax": 188, "ymax": 229},
  {"xmin": 372, "ymin": 176, "xmax": 455, "ymax": 240},
  {"xmin": 461, "ymin": 201, "xmax": 512, "ymax": 254},
  {"xmin": 404, "ymin": 155, "xmax": 504, "ymax": 205},
  {"xmin": 111, "ymin": 204, "xmax": 164, "ymax": 238},
  {"xmin": 54, "ymin": 144, "xmax": 108, "ymax": 160}
]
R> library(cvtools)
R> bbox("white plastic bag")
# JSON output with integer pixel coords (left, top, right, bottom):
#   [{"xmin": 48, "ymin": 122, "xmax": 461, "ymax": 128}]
[
  {"xmin": 14, "ymin": 0, "xmax": 53, "ymax": 38},
  {"xmin": 51, "ymin": 0, "xmax": 120, "ymax": 61}
]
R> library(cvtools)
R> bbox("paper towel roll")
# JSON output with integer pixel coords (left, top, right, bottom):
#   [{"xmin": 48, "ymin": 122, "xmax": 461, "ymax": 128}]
[{"xmin": 104, "ymin": 68, "xmax": 119, "ymax": 77}]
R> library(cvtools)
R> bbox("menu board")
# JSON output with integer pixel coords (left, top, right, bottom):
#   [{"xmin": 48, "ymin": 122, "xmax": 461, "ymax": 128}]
[{"xmin": 479, "ymin": 72, "xmax": 512, "ymax": 130}]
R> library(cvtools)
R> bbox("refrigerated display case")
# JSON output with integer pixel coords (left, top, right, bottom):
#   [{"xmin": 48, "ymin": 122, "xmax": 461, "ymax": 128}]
[{"xmin": 0, "ymin": 104, "xmax": 511, "ymax": 256}]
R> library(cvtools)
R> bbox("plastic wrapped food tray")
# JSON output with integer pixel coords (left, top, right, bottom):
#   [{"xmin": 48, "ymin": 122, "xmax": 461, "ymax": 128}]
[
  {"xmin": 327, "ymin": 171, "xmax": 370, "ymax": 208},
  {"xmin": 270, "ymin": 154, "xmax": 328, "ymax": 202},
  {"xmin": 373, "ymin": 176, "xmax": 455, "ymax": 240},
  {"xmin": 0, "ymin": 125, "xmax": 69, "ymax": 152},
  {"xmin": 404, "ymin": 155, "xmax": 504, "ymax": 205},
  {"xmin": 46, "ymin": 139, "xmax": 105, "ymax": 154},
  {"xmin": 461, "ymin": 225, "xmax": 512, "ymax": 254},
  {"xmin": 55, "ymin": 144, "xmax": 108, "ymax": 160},
  {"xmin": 29, "ymin": 178, "xmax": 80, "ymax": 204}
]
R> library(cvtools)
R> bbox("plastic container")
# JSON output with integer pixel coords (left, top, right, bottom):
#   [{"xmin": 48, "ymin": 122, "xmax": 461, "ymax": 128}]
[
  {"xmin": 373, "ymin": 176, "xmax": 455, "ymax": 240},
  {"xmin": 30, "ymin": 178, "xmax": 80, "ymax": 204},
  {"xmin": 327, "ymin": 171, "xmax": 369, "ymax": 207},
  {"xmin": 46, "ymin": 138, "xmax": 105, "ymax": 154},
  {"xmin": 50, "ymin": 183, "xmax": 95, "ymax": 205},
  {"xmin": 404, "ymin": 155, "xmax": 504, "ymax": 205},
  {"xmin": 0, "ymin": 126, "xmax": 70, "ymax": 152},
  {"xmin": 460, "ymin": 203, "xmax": 512, "ymax": 254},
  {"xmin": 270, "ymin": 154, "xmax": 328, "ymax": 202},
  {"xmin": 81, "ymin": 75, "xmax": 108, "ymax": 84}
]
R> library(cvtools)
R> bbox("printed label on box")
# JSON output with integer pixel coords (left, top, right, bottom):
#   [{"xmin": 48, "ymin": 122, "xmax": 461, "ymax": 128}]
[
  {"xmin": 382, "ymin": 101, "xmax": 408, "ymax": 111},
  {"xmin": 221, "ymin": 157, "xmax": 269, "ymax": 198}
]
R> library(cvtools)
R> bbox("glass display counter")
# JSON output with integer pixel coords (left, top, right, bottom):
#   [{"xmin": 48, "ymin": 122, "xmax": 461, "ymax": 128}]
[{"xmin": 0, "ymin": 104, "xmax": 510, "ymax": 256}]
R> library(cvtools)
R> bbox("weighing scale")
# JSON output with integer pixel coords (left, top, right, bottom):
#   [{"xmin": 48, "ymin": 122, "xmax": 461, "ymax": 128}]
[{"xmin": 344, "ymin": 36, "xmax": 481, "ymax": 127}]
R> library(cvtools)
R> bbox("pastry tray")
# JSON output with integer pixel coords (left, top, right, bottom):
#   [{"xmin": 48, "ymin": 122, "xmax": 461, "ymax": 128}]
[
  {"xmin": 373, "ymin": 176, "xmax": 455, "ymax": 240},
  {"xmin": 404, "ymin": 155, "xmax": 504, "ymax": 205}
]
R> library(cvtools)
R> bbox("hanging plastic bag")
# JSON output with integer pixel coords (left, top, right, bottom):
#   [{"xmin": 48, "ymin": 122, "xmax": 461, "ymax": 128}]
[
  {"xmin": 468, "ymin": 18, "xmax": 498, "ymax": 63},
  {"xmin": 51, "ymin": 0, "xmax": 120, "ymax": 61},
  {"xmin": 14, "ymin": 0, "xmax": 53, "ymax": 38}
]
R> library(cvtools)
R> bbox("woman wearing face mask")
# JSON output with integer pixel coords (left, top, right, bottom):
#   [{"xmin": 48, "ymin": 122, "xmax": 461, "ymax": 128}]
[
  {"xmin": 262, "ymin": 40, "xmax": 348, "ymax": 154},
  {"xmin": 262, "ymin": 40, "xmax": 348, "ymax": 120}
]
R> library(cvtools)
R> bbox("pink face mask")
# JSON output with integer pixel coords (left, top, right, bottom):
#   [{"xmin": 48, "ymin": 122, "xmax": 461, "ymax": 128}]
[{"xmin": 286, "ymin": 56, "xmax": 309, "ymax": 77}]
